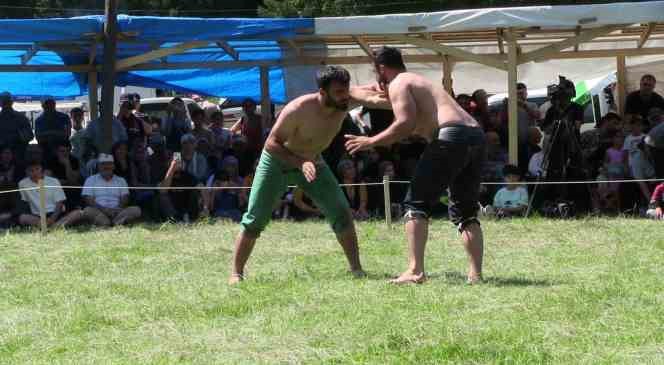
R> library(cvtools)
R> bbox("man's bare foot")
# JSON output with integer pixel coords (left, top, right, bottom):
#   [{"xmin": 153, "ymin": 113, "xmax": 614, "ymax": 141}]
[
  {"xmin": 228, "ymin": 273, "xmax": 244, "ymax": 285},
  {"xmin": 389, "ymin": 271, "xmax": 426, "ymax": 285},
  {"xmin": 466, "ymin": 274, "xmax": 483, "ymax": 285},
  {"xmin": 350, "ymin": 269, "xmax": 367, "ymax": 278}
]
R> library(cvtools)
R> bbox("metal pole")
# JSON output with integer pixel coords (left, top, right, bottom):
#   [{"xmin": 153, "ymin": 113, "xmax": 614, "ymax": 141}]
[
  {"xmin": 100, "ymin": 0, "xmax": 118, "ymax": 154},
  {"xmin": 383, "ymin": 175, "xmax": 392, "ymax": 228},
  {"xmin": 39, "ymin": 179, "xmax": 47, "ymax": 235}
]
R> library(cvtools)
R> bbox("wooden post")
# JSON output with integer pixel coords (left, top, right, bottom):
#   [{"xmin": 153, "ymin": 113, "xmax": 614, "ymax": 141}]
[
  {"xmin": 38, "ymin": 179, "xmax": 47, "ymax": 235},
  {"xmin": 100, "ymin": 0, "xmax": 118, "ymax": 154},
  {"xmin": 442, "ymin": 55, "xmax": 454, "ymax": 95},
  {"xmin": 88, "ymin": 72, "xmax": 99, "ymax": 120},
  {"xmin": 507, "ymin": 36, "xmax": 519, "ymax": 166},
  {"xmin": 259, "ymin": 66, "xmax": 271, "ymax": 130},
  {"xmin": 383, "ymin": 175, "xmax": 392, "ymax": 228},
  {"xmin": 616, "ymin": 55, "xmax": 627, "ymax": 117}
]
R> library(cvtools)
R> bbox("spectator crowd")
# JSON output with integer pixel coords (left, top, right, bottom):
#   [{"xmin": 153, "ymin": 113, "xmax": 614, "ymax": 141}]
[{"xmin": 0, "ymin": 73, "xmax": 663, "ymax": 230}]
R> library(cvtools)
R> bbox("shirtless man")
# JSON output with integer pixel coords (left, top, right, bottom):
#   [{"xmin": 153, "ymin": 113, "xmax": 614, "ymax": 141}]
[
  {"xmin": 228, "ymin": 65, "xmax": 388, "ymax": 284},
  {"xmin": 346, "ymin": 47, "xmax": 486, "ymax": 284}
]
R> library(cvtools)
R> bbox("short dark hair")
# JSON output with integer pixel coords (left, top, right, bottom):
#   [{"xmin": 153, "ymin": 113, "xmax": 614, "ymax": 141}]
[
  {"xmin": 503, "ymin": 164, "xmax": 521, "ymax": 177},
  {"xmin": 25, "ymin": 159, "xmax": 42, "ymax": 169},
  {"xmin": 70, "ymin": 107, "xmax": 83, "ymax": 114},
  {"xmin": 517, "ymin": 82, "xmax": 527, "ymax": 90},
  {"xmin": 316, "ymin": 65, "xmax": 351, "ymax": 90},
  {"xmin": 190, "ymin": 108, "xmax": 205, "ymax": 119},
  {"xmin": 641, "ymin": 74, "xmax": 656, "ymax": 83},
  {"xmin": 373, "ymin": 46, "xmax": 406, "ymax": 70}
]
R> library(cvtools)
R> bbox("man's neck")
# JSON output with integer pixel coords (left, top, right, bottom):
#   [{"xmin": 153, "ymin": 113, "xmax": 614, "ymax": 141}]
[
  {"xmin": 30, "ymin": 177, "xmax": 41, "ymax": 184},
  {"xmin": 102, "ymin": 174, "xmax": 114, "ymax": 181}
]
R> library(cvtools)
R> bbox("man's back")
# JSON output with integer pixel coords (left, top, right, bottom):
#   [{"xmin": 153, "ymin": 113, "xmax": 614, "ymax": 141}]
[{"xmin": 391, "ymin": 72, "xmax": 479, "ymax": 141}]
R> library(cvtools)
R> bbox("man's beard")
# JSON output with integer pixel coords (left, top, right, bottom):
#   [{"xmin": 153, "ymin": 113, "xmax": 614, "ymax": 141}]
[{"xmin": 325, "ymin": 94, "xmax": 348, "ymax": 111}]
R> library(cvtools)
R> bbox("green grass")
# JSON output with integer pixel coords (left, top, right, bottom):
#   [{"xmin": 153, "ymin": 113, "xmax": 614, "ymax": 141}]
[{"xmin": 1, "ymin": 218, "xmax": 663, "ymax": 364}]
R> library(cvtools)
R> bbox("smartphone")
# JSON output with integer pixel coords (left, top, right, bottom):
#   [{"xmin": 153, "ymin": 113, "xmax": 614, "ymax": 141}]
[{"xmin": 173, "ymin": 152, "xmax": 181, "ymax": 161}]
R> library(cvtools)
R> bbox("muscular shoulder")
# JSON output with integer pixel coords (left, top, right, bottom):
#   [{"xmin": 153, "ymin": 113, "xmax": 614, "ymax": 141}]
[{"xmin": 282, "ymin": 93, "xmax": 320, "ymax": 117}]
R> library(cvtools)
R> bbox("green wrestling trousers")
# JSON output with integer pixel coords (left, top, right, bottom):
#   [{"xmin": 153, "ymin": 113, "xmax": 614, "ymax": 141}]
[{"xmin": 241, "ymin": 150, "xmax": 352, "ymax": 236}]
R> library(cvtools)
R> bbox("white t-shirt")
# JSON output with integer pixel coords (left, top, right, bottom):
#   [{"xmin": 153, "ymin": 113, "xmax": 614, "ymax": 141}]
[
  {"xmin": 528, "ymin": 151, "xmax": 544, "ymax": 177},
  {"xmin": 19, "ymin": 176, "xmax": 66, "ymax": 215},
  {"xmin": 622, "ymin": 134, "xmax": 645, "ymax": 172},
  {"xmin": 82, "ymin": 174, "xmax": 129, "ymax": 209},
  {"xmin": 493, "ymin": 186, "xmax": 528, "ymax": 209}
]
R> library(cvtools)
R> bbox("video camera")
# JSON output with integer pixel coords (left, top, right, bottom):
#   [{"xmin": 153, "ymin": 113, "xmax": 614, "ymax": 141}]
[{"xmin": 547, "ymin": 75, "xmax": 576, "ymax": 103}]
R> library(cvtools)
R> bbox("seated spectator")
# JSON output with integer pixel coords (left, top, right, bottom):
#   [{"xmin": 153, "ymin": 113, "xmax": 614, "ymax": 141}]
[
  {"xmin": 161, "ymin": 97, "xmax": 192, "ymax": 153},
  {"xmin": 471, "ymin": 89, "xmax": 491, "ymax": 130},
  {"xmin": 180, "ymin": 133, "xmax": 210, "ymax": 184},
  {"xmin": 482, "ymin": 131, "xmax": 507, "ymax": 182},
  {"xmin": 630, "ymin": 138, "xmax": 656, "ymax": 204},
  {"xmin": 129, "ymin": 140, "xmax": 155, "ymax": 212},
  {"xmin": 18, "ymin": 160, "xmax": 82, "ymax": 228},
  {"xmin": 581, "ymin": 112, "xmax": 621, "ymax": 177},
  {"xmin": 112, "ymin": 141, "xmax": 131, "ymax": 182},
  {"xmin": 337, "ymin": 159, "xmax": 369, "ymax": 220},
  {"xmin": 0, "ymin": 146, "xmax": 19, "ymax": 227},
  {"xmin": 623, "ymin": 117, "xmax": 646, "ymax": 175},
  {"xmin": 374, "ymin": 160, "xmax": 405, "ymax": 218},
  {"xmin": 646, "ymin": 182, "xmax": 664, "ymax": 220},
  {"xmin": 209, "ymin": 111, "xmax": 232, "ymax": 151},
  {"xmin": 158, "ymin": 154, "xmax": 199, "ymax": 223},
  {"xmin": 147, "ymin": 117, "xmax": 165, "ymax": 147},
  {"xmin": 204, "ymin": 156, "xmax": 246, "ymax": 221},
  {"xmin": 490, "ymin": 165, "xmax": 528, "ymax": 218},
  {"xmin": 45, "ymin": 141, "xmax": 82, "ymax": 210},
  {"xmin": 81, "ymin": 146, "xmax": 99, "ymax": 180},
  {"xmin": 81, "ymin": 153, "xmax": 141, "ymax": 226},
  {"xmin": 190, "ymin": 108, "xmax": 215, "ymax": 147},
  {"xmin": 292, "ymin": 187, "xmax": 321, "ymax": 221}
]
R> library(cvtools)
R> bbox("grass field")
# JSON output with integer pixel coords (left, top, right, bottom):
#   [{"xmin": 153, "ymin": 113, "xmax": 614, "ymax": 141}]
[{"xmin": 1, "ymin": 218, "xmax": 663, "ymax": 364}]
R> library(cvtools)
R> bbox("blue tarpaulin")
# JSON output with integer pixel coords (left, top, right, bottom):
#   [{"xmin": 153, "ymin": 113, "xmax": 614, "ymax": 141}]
[{"xmin": 0, "ymin": 16, "xmax": 313, "ymax": 101}]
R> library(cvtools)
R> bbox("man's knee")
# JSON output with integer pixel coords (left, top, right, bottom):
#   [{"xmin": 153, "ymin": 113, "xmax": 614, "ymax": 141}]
[
  {"xmin": 330, "ymin": 208, "xmax": 353, "ymax": 234},
  {"xmin": 457, "ymin": 217, "xmax": 481, "ymax": 233}
]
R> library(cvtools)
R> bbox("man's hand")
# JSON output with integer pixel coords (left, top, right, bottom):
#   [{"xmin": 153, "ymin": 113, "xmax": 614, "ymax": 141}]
[
  {"xmin": 345, "ymin": 135, "xmax": 374, "ymax": 155},
  {"xmin": 656, "ymin": 207, "xmax": 663, "ymax": 220},
  {"xmin": 301, "ymin": 161, "xmax": 317, "ymax": 183}
]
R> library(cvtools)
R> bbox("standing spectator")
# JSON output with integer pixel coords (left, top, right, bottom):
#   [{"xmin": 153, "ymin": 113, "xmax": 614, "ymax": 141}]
[
  {"xmin": 81, "ymin": 153, "xmax": 141, "ymax": 226},
  {"xmin": 490, "ymin": 165, "xmax": 528, "ymax": 218},
  {"xmin": 541, "ymin": 79, "xmax": 584, "ymax": 135},
  {"xmin": 180, "ymin": 134, "xmax": 210, "ymax": 184},
  {"xmin": 645, "ymin": 107, "xmax": 664, "ymax": 178},
  {"xmin": 337, "ymin": 159, "xmax": 369, "ymax": 220},
  {"xmin": 161, "ymin": 97, "xmax": 191, "ymax": 152},
  {"xmin": 147, "ymin": 117, "xmax": 165, "ymax": 147},
  {"xmin": 35, "ymin": 97, "xmax": 71, "ymax": 150},
  {"xmin": 128, "ymin": 139, "xmax": 154, "ymax": 214},
  {"xmin": 157, "ymin": 155, "xmax": 199, "ymax": 223},
  {"xmin": 82, "ymin": 104, "xmax": 128, "ymax": 157},
  {"xmin": 0, "ymin": 92, "xmax": 33, "ymax": 163},
  {"xmin": 456, "ymin": 94, "xmax": 473, "ymax": 114},
  {"xmin": 209, "ymin": 111, "xmax": 232, "ymax": 151},
  {"xmin": 0, "ymin": 146, "xmax": 19, "ymax": 227},
  {"xmin": 190, "ymin": 108, "xmax": 215, "ymax": 147},
  {"xmin": 646, "ymin": 182, "xmax": 664, "ymax": 220},
  {"xmin": 230, "ymin": 98, "xmax": 263, "ymax": 167},
  {"xmin": 117, "ymin": 100, "xmax": 151, "ymax": 147},
  {"xmin": 18, "ymin": 160, "xmax": 82, "ymax": 228},
  {"xmin": 69, "ymin": 107, "xmax": 86, "ymax": 162},
  {"xmin": 581, "ymin": 113, "xmax": 621, "ymax": 177},
  {"xmin": 471, "ymin": 89, "xmax": 491, "ymax": 130},
  {"xmin": 623, "ymin": 117, "xmax": 646, "ymax": 175},
  {"xmin": 625, "ymin": 74, "xmax": 664, "ymax": 124}
]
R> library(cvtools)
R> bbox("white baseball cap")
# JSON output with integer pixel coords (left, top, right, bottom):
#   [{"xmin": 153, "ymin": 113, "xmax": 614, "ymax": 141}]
[{"xmin": 98, "ymin": 153, "xmax": 114, "ymax": 163}]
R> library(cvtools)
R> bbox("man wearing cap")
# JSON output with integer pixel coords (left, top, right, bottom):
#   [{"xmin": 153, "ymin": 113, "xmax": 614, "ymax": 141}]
[
  {"xmin": 0, "ymin": 92, "xmax": 34, "ymax": 162},
  {"xmin": 35, "ymin": 97, "xmax": 71, "ymax": 149},
  {"xmin": 646, "ymin": 107, "xmax": 664, "ymax": 178},
  {"xmin": 81, "ymin": 153, "xmax": 142, "ymax": 226}
]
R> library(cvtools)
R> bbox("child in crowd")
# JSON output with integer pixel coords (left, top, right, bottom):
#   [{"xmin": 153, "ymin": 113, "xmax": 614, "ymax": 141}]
[
  {"xmin": 604, "ymin": 131, "xmax": 627, "ymax": 195},
  {"xmin": 646, "ymin": 182, "xmax": 664, "ymax": 220},
  {"xmin": 486, "ymin": 164, "xmax": 529, "ymax": 218}
]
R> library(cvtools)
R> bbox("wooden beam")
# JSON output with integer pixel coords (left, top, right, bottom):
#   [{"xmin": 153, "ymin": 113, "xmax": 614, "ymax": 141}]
[
  {"xmin": 442, "ymin": 55, "xmax": 454, "ymax": 95},
  {"xmin": 391, "ymin": 34, "xmax": 506, "ymax": 70},
  {"xmin": 115, "ymin": 40, "xmax": 209, "ymax": 70},
  {"xmin": 260, "ymin": 66, "xmax": 271, "ymax": 129},
  {"xmin": 616, "ymin": 55, "xmax": 627, "ymax": 117},
  {"xmin": 353, "ymin": 36, "xmax": 374, "ymax": 59},
  {"xmin": 88, "ymin": 42, "xmax": 97, "ymax": 65},
  {"xmin": 20, "ymin": 45, "xmax": 39, "ymax": 65},
  {"xmin": 638, "ymin": 23, "xmax": 656, "ymax": 48},
  {"xmin": 216, "ymin": 41, "xmax": 239, "ymax": 60},
  {"xmin": 88, "ymin": 72, "xmax": 99, "ymax": 120},
  {"xmin": 507, "ymin": 35, "xmax": 519, "ymax": 166},
  {"xmin": 282, "ymin": 39, "xmax": 302, "ymax": 57},
  {"xmin": 520, "ymin": 25, "xmax": 621, "ymax": 64},
  {"xmin": 573, "ymin": 26, "xmax": 581, "ymax": 52},
  {"xmin": 497, "ymin": 28, "xmax": 505, "ymax": 55},
  {"xmin": 0, "ymin": 64, "xmax": 93, "ymax": 72},
  {"xmin": 100, "ymin": 0, "xmax": 118, "ymax": 154}
]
